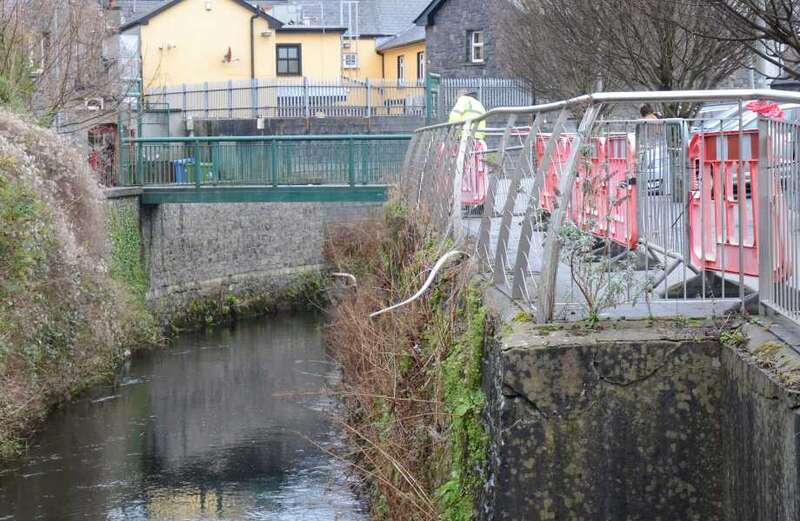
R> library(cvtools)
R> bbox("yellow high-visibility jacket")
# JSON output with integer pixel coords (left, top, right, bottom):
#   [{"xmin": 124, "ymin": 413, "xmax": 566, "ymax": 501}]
[{"xmin": 449, "ymin": 95, "xmax": 487, "ymax": 140}]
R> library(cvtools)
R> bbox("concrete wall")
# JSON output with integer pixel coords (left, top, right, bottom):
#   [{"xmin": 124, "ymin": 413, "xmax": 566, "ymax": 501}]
[
  {"xmin": 483, "ymin": 320, "xmax": 724, "ymax": 520},
  {"xmin": 482, "ymin": 300, "xmax": 800, "ymax": 520},
  {"xmin": 141, "ymin": 201, "xmax": 382, "ymax": 312}
]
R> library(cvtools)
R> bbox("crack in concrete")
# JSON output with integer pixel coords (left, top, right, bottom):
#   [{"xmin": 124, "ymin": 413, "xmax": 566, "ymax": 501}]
[
  {"xmin": 590, "ymin": 345, "xmax": 683, "ymax": 387},
  {"xmin": 501, "ymin": 383, "xmax": 549, "ymax": 418}
]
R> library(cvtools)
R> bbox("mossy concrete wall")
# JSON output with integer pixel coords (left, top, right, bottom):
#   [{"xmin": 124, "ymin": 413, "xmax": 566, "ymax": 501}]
[
  {"xmin": 483, "ymin": 320, "xmax": 723, "ymax": 520},
  {"xmin": 481, "ymin": 294, "xmax": 800, "ymax": 520}
]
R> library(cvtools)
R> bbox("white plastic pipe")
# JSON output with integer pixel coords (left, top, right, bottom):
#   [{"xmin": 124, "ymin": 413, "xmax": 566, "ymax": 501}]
[{"xmin": 369, "ymin": 250, "xmax": 468, "ymax": 318}]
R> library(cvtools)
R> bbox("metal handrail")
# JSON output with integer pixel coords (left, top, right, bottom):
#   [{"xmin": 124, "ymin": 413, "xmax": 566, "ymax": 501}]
[
  {"xmin": 415, "ymin": 88, "xmax": 800, "ymax": 133},
  {"xmin": 123, "ymin": 133, "xmax": 414, "ymax": 144}
]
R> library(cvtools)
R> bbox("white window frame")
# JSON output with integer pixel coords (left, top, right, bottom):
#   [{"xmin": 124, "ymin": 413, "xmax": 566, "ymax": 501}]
[
  {"xmin": 342, "ymin": 52, "xmax": 358, "ymax": 69},
  {"xmin": 417, "ymin": 51, "xmax": 425, "ymax": 80},
  {"xmin": 397, "ymin": 55, "xmax": 406, "ymax": 81},
  {"xmin": 469, "ymin": 30, "xmax": 485, "ymax": 64}
]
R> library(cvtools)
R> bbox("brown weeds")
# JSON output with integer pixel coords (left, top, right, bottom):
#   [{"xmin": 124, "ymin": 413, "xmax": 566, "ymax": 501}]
[{"xmin": 325, "ymin": 212, "xmax": 475, "ymax": 520}]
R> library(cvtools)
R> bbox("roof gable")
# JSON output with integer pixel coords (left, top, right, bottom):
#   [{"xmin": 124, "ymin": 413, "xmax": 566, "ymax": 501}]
[
  {"xmin": 119, "ymin": 0, "xmax": 284, "ymax": 32},
  {"xmin": 414, "ymin": 0, "xmax": 447, "ymax": 26}
]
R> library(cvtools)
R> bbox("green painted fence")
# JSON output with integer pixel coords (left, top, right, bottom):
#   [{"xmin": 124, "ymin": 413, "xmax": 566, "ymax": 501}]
[{"xmin": 119, "ymin": 134, "xmax": 412, "ymax": 188}]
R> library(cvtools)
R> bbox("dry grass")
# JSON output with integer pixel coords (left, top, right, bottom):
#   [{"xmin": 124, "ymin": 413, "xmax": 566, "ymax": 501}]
[{"xmin": 325, "ymin": 206, "xmax": 483, "ymax": 520}]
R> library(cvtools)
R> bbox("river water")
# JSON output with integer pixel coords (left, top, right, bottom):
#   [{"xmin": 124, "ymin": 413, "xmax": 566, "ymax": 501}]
[{"xmin": 0, "ymin": 314, "xmax": 367, "ymax": 520}]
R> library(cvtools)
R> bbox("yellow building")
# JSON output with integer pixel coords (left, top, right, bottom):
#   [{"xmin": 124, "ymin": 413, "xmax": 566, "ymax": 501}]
[
  {"xmin": 376, "ymin": 26, "xmax": 426, "ymax": 82},
  {"xmin": 121, "ymin": 0, "xmax": 346, "ymax": 90},
  {"xmin": 121, "ymin": 0, "xmax": 430, "ymax": 90}
]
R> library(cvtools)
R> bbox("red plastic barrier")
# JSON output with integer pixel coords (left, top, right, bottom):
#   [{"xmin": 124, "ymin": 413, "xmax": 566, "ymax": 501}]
[
  {"xmin": 569, "ymin": 137, "xmax": 608, "ymax": 237},
  {"xmin": 462, "ymin": 140, "xmax": 487, "ymax": 206},
  {"xmin": 536, "ymin": 133, "xmax": 575, "ymax": 212},
  {"xmin": 687, "ymin": 129, "xmax": 788, "ymax": 277},
  {"xmin": 605, "ymin": 133, "xmax": 638, "ymax": 249},
  {"xmin": 433, "ymin": 140, "xmax": 487, "ymax": 207}
]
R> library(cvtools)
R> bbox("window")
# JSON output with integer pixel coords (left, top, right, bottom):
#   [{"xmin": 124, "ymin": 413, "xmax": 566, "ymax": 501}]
[
  {"xmin": 417, "ymin": 51, "xmax": 425, "ymax": 80},
  {"xmin": 342, "ymin": 52, "xmax": 358, "ymax": 69},
  {"xmin": 468, "ymin": 30, "xmax": 485, "ymax": 63},
  {"xmin": 397, "ymin": 55, "xmax": 405, "ymax": 80},
  {"xmin": 276, "ymin": 44, "xmax": 301, "ymax": 76}
]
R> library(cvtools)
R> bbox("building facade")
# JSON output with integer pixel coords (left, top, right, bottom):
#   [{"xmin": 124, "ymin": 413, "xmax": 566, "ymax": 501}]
[{"xmin": 415, "ymin": 0, "xmax": 504, "ymax": 78}]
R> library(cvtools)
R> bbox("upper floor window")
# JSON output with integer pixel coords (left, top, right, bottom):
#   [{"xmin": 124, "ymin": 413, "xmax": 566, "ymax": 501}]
[
  {"xmin": 468, "ymin": 30, "xmax": 485, "ymax": 63},
  {"xmin": 417, "ymin": 51, "xmax": 425, "ymax": 80},
  {"xmin": 397, "ymin": 55, "xmax": 406, "ymax": 81},
  {"xmin": 277, "ymin": 44, "xmax": 302, "ymax": 76}
]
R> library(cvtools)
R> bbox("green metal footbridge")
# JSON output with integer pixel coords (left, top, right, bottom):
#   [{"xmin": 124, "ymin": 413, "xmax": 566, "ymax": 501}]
[{"xmin": 118, "ymin": 134, "xmax": 412, "ymax": 204}]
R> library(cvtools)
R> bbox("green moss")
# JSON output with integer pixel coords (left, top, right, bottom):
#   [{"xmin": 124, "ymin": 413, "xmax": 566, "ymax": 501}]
[
  {"xmin": 436, "ymin": 284, "xmax": 489, "ymax": 521},
  {"xmin": 720, "ymin": 328, "xmax": 747, "ymax": 348},
  {"xmin": 107, "ymin": 203, "xmax": 149, "ymax": 298},
  {"xmin": 171, "ymin": 271, "xmax": 330, "ymax": 331}
]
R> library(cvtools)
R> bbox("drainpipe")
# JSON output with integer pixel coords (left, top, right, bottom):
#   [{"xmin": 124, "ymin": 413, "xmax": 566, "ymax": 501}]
[{"xmin": 250, "ymin": 8, "xmax": 260, "ymax": 79}]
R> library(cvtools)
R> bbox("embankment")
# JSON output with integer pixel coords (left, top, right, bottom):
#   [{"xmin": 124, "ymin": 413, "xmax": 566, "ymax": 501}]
[
  {"xmin": 326, "ymin": 203, "xmax": 490, "ymax": 520},
  {"xmin": 0, "ymin": 112, "xmax": 157, "ymax": 458}
]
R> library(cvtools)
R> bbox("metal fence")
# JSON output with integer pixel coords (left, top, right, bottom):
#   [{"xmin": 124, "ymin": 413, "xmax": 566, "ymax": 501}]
[
  {"xmin": 141, "ymin": 77, "xmax": 533, "ymax": 121},
  {"xmin": 401, "ymin": 89, "xmax": 800, "ymax": 324},
  {"xmin": 118, "ymin": 134, "xmax": 411, "ymax": 187}
]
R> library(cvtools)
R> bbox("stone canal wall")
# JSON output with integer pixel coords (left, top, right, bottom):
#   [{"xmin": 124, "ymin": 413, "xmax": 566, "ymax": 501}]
[
  {"xmin": 482, "ymin": 291, "xmax": 800, "ymax": 520},
  {"xmin": 140, "ymin": 201, "xmax": 382, "ymax": 313}
]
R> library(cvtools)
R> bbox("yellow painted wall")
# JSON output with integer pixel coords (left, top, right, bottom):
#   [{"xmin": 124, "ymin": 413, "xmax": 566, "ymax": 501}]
[
  {"xmin": 381, "ymin": 41, "xmax": 426, "ymax": 82},
  {"xmin": 343, "ymin": 38, "xmax": 383, "ymax": 80},
  {"xmin": 140, "ymin": 0, "xmax": 343, "ymax": 89},
  {"xmin": 274, "ymin": 32, "xmax": 342, "ymax": 79}
]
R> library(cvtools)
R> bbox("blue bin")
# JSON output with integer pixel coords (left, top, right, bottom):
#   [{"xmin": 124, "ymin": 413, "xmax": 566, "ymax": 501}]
[{"xmin": 172, "ymin": 158, "xmax": 192, "ymax": 183}]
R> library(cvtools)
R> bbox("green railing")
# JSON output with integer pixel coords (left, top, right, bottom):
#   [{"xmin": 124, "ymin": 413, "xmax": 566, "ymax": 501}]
[{"xmin": 119, "ymin": 134, "xmax": 412, "ymax": 188}]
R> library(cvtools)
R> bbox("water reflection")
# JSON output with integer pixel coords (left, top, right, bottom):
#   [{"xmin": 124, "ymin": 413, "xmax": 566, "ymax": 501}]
[{"xmin": 0, "ymin": 314, "xmax": 366, "ymax": 520}]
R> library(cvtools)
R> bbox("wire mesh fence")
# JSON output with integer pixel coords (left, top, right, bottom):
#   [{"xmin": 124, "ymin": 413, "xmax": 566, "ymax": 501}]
[{"xmin": 401, "ymin": 90, "xmax": 800, "ymax": 324}]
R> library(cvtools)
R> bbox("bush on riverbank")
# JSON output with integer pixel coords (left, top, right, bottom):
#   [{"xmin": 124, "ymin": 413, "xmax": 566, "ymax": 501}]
[
  {"xmin": 326, "ymin": 202, "xmax": 490, "ymax": 520},
  {"xmin": 0, "ymin": 111, "xmax": 158, "ymax": 459}
]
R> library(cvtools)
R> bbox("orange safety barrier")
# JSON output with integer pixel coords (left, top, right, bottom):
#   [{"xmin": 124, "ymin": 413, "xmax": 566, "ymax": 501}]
[
  {"xmin": 688, "ymin": 129, "xmax": 788, "ymax": 277},
  {"xmin": 570, "ymin": 137, "xmax": 608, "ymax": 238},
  {"xmin": 433, "ymin": 140, "xmax": 488, "ymax": 207},
  {"xmin": 536, "ymin": 133, "xmax": 575, "ymax": 212},
  {"xmin": 462, "ymin": 140, "xmax": 487, "ymax": 206},
  {"xmin": 605, "ymin": 133, "xmax": 638, "ymax": 249}
]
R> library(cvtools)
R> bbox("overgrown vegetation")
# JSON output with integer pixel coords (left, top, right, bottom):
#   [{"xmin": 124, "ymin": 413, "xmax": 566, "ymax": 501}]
[
  {"xmin": 326, "ymin": 201, "xmax": 489, "ymax": 520},
  {"xmin": 0, "ymin": 111, "xmax": 156, "ymax": 459}
]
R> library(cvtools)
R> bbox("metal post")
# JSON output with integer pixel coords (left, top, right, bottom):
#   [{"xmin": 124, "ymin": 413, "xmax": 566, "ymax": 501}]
[
  {"xmin": 204, "ymin": 81, "xmax": 209, "ymax": 119},
  {"xmin": 193, "ymin": 139, "xmax": 202, "ymax": 188},
  {"xmin": 738, "ymin": 99, "xmax": 746, "ymax": 311},
  {"xmin": 537, "ymin": 104, "xmax": 600, "ymax": 323},
  {"xmin": 511, "ymin": 109, "xmax": 568, "ymax": 299},
  {"xmin": 452, "ymin": 121, "xmax": 472, "ymax": 244},
  {"xmin": 303, "ymin": 77, "xmax": 310, "ymax": 120},
  {"xmin": 348, "ymin": 137, "xmax": 356, "ymax": 186},
  {"xmin": 480, "ymin": 113, "xmax": 516, "ymax": 276},
  {"xmin": 757, "ymin": 117, "xmax": 772, "ymax": 312},
  {"xmin": 182, "ymin": 83, "xmax": 187, "ymax": 116},
  {"xmin": 251, "ymin": 78, "xmax": 258, "ymax": 118},
  {"xmin": 494, "ymin": 114, "xmax": 540, "ymax": 283},
  {"xmin": 228, "ymin": 80, "xmax": 234, "ymax": 119},
  {"xmin": 366, "ymin": 79, "xmax": 372, "ymax": 119},
  {"xmin": 271, "ymin": 138, "xmax": 278, "ymax": 187}
]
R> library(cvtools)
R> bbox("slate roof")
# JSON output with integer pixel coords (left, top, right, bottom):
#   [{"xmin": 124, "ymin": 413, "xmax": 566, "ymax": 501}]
[
  {"xmin": 261, "ymin": 0, "xmax": 430, "ymax": 36},
  {"xmin": 117, "ymin": 0, "xmax": 430, "ymax": 38},
  {"xmin": 116, "ymin": 0, "xmax": 280, "ymax": 26},
  {"xmin": 375, "ymin": 24, "xmax": 425, "ymax": 52}
]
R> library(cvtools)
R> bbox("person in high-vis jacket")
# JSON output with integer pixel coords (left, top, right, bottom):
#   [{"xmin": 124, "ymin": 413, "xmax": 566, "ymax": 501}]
[
  {"xmin": 448, "ymin": 89, "xmax": 488, "ymax": 209},
  {"xmin": 449, "ymin": 89, "xmax": 487, "ymax": 140}
]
